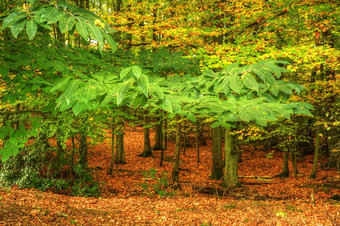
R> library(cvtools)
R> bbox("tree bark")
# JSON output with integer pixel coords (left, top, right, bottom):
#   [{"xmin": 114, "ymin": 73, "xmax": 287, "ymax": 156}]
[
  {"xmin": 223, "ymin": 128, "xmax": 240, "ymax": 188},
  {"xmin": 153, "ymin": 118, "xmax": 163, "ymax": 150},
  {"xmin": 211, "ymin": 126, "xmax": 223, "ymax": 180},
  {"xmin": 196, "ymin": 120, "xmax": 200, "ymax": 164},
  {"xmin": 290, "ymin": 149, "xmax": 298, "ymax": 178},
  {"xmin": 310, "ymin": 126, "xmax": 321, "ymax": 178},
  {"xmin": 109, "ymin": 122, "xmax": 116, "ymax": 176},
  {"xmin": 171, "ymin": 115, "xmax": 181, "ymax": 189},
  {"xmin": 79, "ymin": 132, "xmax": 88, "ymax": 168},
  {"xmin": 115, "ymin": 118, "xmax": 126, "ymax": 164},
  {"xmin": 282, "ymin": 150, "xmax": 289, "ymax": 177},
  {"xmin": 139, "ymin": 114, "xmax": 152, "ymax": 157}
]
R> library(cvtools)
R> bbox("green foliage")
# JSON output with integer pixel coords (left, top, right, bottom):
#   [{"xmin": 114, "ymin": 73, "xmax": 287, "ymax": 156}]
[
  {"xmin": 141, "ymin": 168, "xmax": 173, "ymax": 197},
  {"xmin": 1, "ymin": 0, "xmax": 117, "ymax": 52}
]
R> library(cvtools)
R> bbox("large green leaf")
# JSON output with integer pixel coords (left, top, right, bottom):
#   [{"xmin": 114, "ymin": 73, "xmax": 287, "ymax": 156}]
[
  {"xmin": 10, "ymin": 19, "xmax": 26, "ymax": 38},
  {"xmin": 47, "ymin": 12, "xmax": 66, "ymax": 24},
  {"xmin": 137, "ymin": 73, "xmax": 149, "ymax": 96},
  {"xmin": 72, "ymin": 101, "xmax": 87, "ymax": 115},
  {"xmin": 230, "ymin": 73, "xmax": 243, "ymax": 93},
  {"xmin": 186, "ymin": 112, "xmax": 197, "ymax": 122},
  {"xmin": 76, "ymin": 20, "xmax": 89, "ymax": 40},
  {"xmin": 238, "ymin": 108, "xmax": 251, "ymax": 122},
  {"xmin": 87, "ymin": 23, "xmax": 103, "ymax": 50},
  {"xmin": 64, "ymin": 79, "xmax": 81, "ymax": 105},
  {"xmin": 26, "ymin": 19, "xmax": 38, "ymax": 40},
  {"xmin": 103, "ymin": 32, "xmax": 117, "ymax": 52},
  {"xmin": 120, "ymin": 67, "xmax": 131, "ymax": 79},
  {"xmin": 59, "ymin": 14, "xmax": 75, "ymax": 33},
  {"xmin": 132, "ymin": 66, "xmax": 142, "ymax": 79},
  {"xmin": 117, "ymin": 81, "xmax": 130, "ymax": 106},
  {"xmin": 50, "ymin": 77, "xmax": 71, "ymax": 92},
  {"xmin": 2, "ymin": 11, "xmax": 26, "ymax": 29},
  {"xmin": 242, "ymin": 73, "xmax": 259, "ymax": 91},
  {"xmin": 159, "ymin": 98, "xmax": 173, "ymax": 113}
]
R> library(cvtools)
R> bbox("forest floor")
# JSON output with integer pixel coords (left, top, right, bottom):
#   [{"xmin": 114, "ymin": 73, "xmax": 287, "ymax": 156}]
[{"xmin": 0, "ymin": 129, "xmax": 339, "ymax": 225}]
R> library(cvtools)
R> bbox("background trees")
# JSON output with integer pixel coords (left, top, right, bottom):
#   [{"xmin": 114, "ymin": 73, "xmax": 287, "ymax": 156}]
[{"xmin": 0, "ymin": 0, "xmax": 338, "ymax": 195}]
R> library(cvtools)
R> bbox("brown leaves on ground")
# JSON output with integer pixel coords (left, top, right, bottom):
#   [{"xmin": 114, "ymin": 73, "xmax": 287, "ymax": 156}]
[{"xmin": 0, "ymin": 129, "xmax": 339, "ymax": 225}]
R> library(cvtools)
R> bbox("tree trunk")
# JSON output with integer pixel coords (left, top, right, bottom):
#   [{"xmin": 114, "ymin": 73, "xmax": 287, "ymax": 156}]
[
  {"xmin": 290, "ymin": 149, "xmax": 298, "ymax": 178},
  {"xmin": 79, "ymin": 132, "xmax": 88, "ymax": 168},
  {"xmin": 196, "ymin": 120, "xmax": 200, "ymax": 164},
  {"xmin": 310, "ymin": 126, "xmax": 321, "ymax": 178},
  {"xmin": 164, "ymin": 118, "xmax": 168, "ymax": 150},
  {"xmin": 109, "ymin": 122, "xmax": 116, "ymax": 176},
  {"xmin": 115, "ymin": 119, "xmax": 126, "ymax": 164},
  {"xmin": 211, "ymin": 126, "xmax": 223, "ymax": 180},
  {"xmin": 139, "ymin": 114, "xmax": 152, "ymax": 157},
  {"xmin": 223, "ymin": 128, "xmax": 239, "ymax": 188},
  {"xmin": 282, "ymin": 150, "xmax": 289, "ymax": 177},
  {"xmin": 153, "ymin": 118, "xmax": 162, "ymax": 150},
  {"xmin": 171, "ymin": 115, "xmax": 181, "ymax": 189}
]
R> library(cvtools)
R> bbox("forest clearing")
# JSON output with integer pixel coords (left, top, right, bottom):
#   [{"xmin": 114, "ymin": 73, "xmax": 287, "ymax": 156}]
[{"xmin": 0, "ymin": 128, "xmax": 339, "ymax": 225}]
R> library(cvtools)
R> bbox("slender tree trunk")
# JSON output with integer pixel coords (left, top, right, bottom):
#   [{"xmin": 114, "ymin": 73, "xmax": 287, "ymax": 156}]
[
  {"xmin": 211, "ymin": 126, "xmax": 224, "ymax": 180},
  {"xmin": 223, "ymin": 128, "xmax": 239, "ymax": 188},
  {"xmin": 164, "ymin": 118, "xmax": 168, "ymax": 150},
  {"xmin": 115, "ymin": 118, "xmax": 126, "ymax": 164},
  {"xmin": 56, "ymin": 139, "xmax": 64, "ymax": 175},
  {"xmin": 171, "ymin": 115, "xmax": 181, "ymax": 189},
  {"xmin": 196, "ymin": 120, "xmax": 200, "ymax": 164},
  {"xmin": 183, "ymin": 132, "xmax": 186, "ymax": 155},
  {"xmin": 291, "ymin": 149, "xmax": 298, "ymax": 178},
  {"xmin": 282, "ymin": 150, "xmax": 289, "ymax": 177},
  {"xmin": 310, "ymin": 126, "xmax": 321, "ymax": 178},
  {"xmin": 153, "ymin": 118, "xmax": 162, "ymax": 150},
  {"xmin": 109, "ymin": 122, "xmax": 116, "ymax": 176},
  {"xmin": 139, "ymin": 114, "xmax": 152, "ymax": 157},
  {"xmin": 79, "ymin": 132, "xmax": 88, "ymax": 168},
  {"xmin": 71, "ymin": 136, "xmax": 76, "ymax": 169}
]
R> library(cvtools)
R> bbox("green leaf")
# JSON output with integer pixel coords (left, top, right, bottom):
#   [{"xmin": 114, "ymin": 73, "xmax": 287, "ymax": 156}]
[
  {"xmin": 269, "ymin": 84, "xmax": 280, "ymax": 96},
  {"xmin": 47, "ymin": 11, "xmax": 65, "ymax": 24},
  {"xmin": 10, "ymin": 19, "xmax": 26, "ymax": 38},
  {"xmin": 221, "ymin": 77, "xmax": 230, "ymax": 95},
  {"xmin": 187, "ymin": 112, "xmax": 196, "ymax": 122},
  {"xmin": 117, "ymin": 82, "xmax": 129, "ymax": 106},
  {"xmin": 223, "ymin": 63, "xmax": 239, "ymax": 75},
  {"xmin": 2, "ymin": 11, "xmax": 26, "ymax": 29},
  {"xmin": 132, "ymin": 66, "xmax": 142, "ymax": 79},
  {"xmin": 26, "ymin": 19, "xmax": 38, "ymax": 40},
  {"xmin": 230, "ymin": 73, "xmax": 242, "ymax": 93},
  {"xmin": 152, "ymin": 88, "xmax": 164, "ymax": 100},
  {"xmin": 211, "ymin": 122, "xmax": 221, "ymax": 128},
  {"xmin": 0, "ymin": 65, "xmax": 9, "ymax": 77},
  {"xmin": 87, "ymin": 23, "xmax": 103, "ymax": 50},
  {"xmin": 120, "ymin": 67, "xmax": 131, "ymax": 79},
  {"xmin": 76, "ymin": 20, "xmax": 89, "ymax": 40},
  {"xmin": 0, "ymin": 141, "xmax": 18, "ymax": 162},
  {"xmin": 242, "ymin": 73, "xmax": 259, "ymax": 91},
  {"xmin": 50, "ymin": 77, "xmax": 71, "ymax": 92},
  {"xmin": 64, "ymin": 79, "xmax": 81, "ymax": 105},
  {"xmin": 59, "ymin": 14, "xmax": 75, "ymax": 33},
  {"xmin": 103, "ymin": 32, "xmax": 117, "ymax": 52},
  {"xmin": 238, "ymin": 108, "xmax": 251, "ymax": 122},
  {"xmin": 137, "ymin": 73, "xmax": 149, "ymax": 96},
  {"xmin": 159, "ymin": 98, "xmax": 173, "ymax": 113},
  {"xmin": 0, "ymin": 127, "xmax": 9, "ymax": 139},
  {"xmin": 80, "ymin": 82, "xmax": 97, "ymax": 103},
  {"xmin": 72, "ymin": 101, "xmax": 87, "ymax": 115}
]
